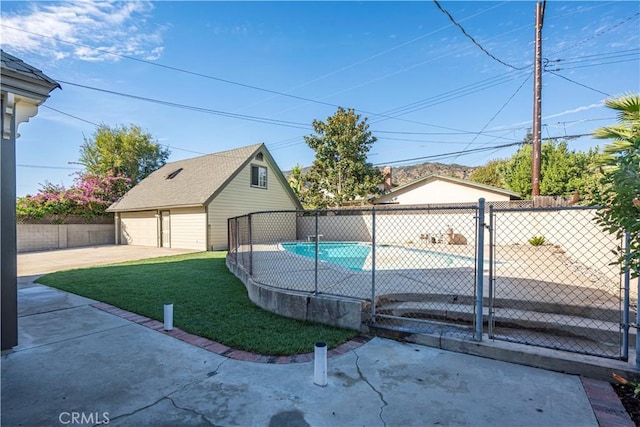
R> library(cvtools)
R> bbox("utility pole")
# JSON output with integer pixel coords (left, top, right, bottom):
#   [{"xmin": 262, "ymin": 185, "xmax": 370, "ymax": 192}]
[{"xmin": 531, "ymin": 1, "xmax": 545, "ymax": 197}]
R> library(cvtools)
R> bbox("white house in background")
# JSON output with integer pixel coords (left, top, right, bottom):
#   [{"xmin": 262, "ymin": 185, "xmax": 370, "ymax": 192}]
[
  {"xmin": 107, "ymin": 143, "xmax": 302, "ymax": 251},
  {"xmin": 374, "ymin": 173, "xmax": 520, "ymax": 205}
]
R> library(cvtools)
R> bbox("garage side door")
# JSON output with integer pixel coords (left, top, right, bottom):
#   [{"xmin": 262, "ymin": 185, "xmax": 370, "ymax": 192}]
[{"xmin": 120, "ymin": 211, "xmax": 157, "ymax": 247}]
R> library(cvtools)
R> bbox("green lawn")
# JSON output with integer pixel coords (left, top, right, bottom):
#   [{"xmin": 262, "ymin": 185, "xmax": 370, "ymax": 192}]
[{"xmin": 37, "ymin": 251, "xmax": 357, "ymax": 355}]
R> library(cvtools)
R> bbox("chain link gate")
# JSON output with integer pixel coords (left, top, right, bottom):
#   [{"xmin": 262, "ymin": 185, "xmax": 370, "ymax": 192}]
[
  {"xmin": 488, "ymin": 205, "xmax": 628, "ymax": 359},
  {"xmin": 371, "ymin": 204, "xmax": 482, "ymax": 340}
]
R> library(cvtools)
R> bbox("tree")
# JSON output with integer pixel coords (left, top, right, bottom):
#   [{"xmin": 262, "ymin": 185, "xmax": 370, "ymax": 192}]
[
  {"xmin": 469, "ymin": 159, "xmax": 507, "ymax": 188},
  {"xmin": 592, "ymin": 93, "xmax": 640, "ymax": 278},
  {"xmin": 79, "ymin": 124, "xmax": 169, "ymax": 185},
  {"xmin": 17, "ymin": 171, "xmax": 131, "ymax": 219},
  {"xmin": 287, "ymin": 164, "xmax": 305, "ymax": 197},
  {"xmin": 498, "ymin": 139, "xmax": 602, "ymax": 199},
  {"xmin": 303, "ymin": 107, "xmax": 382, "ymax": 207}
]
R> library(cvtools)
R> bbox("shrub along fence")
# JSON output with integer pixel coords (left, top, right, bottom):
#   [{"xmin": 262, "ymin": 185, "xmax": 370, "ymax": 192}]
[{"xmin": 228, "ymin": 200, "xmax": 635, "ymax": 361}]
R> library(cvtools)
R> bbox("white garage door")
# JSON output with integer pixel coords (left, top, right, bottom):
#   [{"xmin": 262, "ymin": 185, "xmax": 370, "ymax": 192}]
[
  {"xmin": 169, "ymin": 207, "xmax": 206, "ymax": 251},
  {"xmin": 120, "ymin": 211, "xmax": 157, "ymax": 247}
]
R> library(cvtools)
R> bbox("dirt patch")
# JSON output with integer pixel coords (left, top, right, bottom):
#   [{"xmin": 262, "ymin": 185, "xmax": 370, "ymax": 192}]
[{"xmin": 613, "ymin": 383, "xmax": 640, "ymax": 425}]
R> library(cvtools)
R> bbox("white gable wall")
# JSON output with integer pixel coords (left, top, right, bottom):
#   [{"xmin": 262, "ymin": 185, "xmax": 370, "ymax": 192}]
[
  {"xmin": 376, "ymin": 178, "xmax": 511, "ymax": 205},
  {"xmin": 207, "ymin": 154, "xmax": 298, "ymax": 250}
]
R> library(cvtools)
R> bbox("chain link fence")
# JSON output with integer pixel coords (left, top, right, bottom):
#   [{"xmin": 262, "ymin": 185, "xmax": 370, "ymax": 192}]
[
  {"xmin": 488, "ymin": 206, "xmax": 629, "ymax": 359},
  {"xmin": 227, "ymin": 202, "xmax": 633, "ymax": 360}
]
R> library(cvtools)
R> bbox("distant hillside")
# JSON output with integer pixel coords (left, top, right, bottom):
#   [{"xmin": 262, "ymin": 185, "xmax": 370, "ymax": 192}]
[
  {"xmin": 387, "ymin": 162, "xmax": 476, "ymax": 186},
  {"xmin": 284, "ymin": 162, "xmax": 477, "ymax": 187}
]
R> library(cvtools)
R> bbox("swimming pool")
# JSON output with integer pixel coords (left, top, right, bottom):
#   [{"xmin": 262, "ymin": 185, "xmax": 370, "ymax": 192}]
[
  {"xmin": 280, "ymin": 241, "xmax": 480, "ymax": 271},
  {"xmin": 281, "ymin": 242, "xmax": 371, "ymax": 270}
]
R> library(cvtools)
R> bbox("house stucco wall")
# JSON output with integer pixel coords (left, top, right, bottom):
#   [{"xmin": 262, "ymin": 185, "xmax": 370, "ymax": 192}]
[
  {"xmin": 376, "ymin": 179, "xmax": 512, "ymax": 205},
  {"xmin": 208, "ymin": 152, "xmax": 298, "ymax": 250}
]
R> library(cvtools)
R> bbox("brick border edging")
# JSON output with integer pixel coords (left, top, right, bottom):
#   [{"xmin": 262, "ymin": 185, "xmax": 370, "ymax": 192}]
[
  {"xmin": 581, "ymin": 377, "xmax": 635, "ymax": 427},
  {"xmin": 91, "ymin": 302, "xmax": 371, "ymax": 364}
]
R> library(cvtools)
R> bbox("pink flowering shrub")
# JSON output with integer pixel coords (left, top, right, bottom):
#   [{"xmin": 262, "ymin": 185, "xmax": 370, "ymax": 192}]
[{"xmin": 17, "ymin": 171, "xmax": 131, "ymax": 219}]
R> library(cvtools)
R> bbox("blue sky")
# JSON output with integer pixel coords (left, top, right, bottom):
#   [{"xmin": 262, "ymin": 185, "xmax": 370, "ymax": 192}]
[{"xmin": 2, "ymin": 1, "xmax": 639, "ymax": 196}]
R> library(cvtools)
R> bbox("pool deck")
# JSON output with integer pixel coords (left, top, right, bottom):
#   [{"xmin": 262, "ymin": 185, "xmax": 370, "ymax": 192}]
[{"xmin": 243, "ymin": 243, "xmax": 624, "ymax": 309}]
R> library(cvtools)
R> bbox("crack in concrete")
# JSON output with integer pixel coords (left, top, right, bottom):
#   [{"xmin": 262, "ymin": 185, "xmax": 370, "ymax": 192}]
[
  {"xmin": 102, "ymin": 395, "xmax": 168, "ymax": 425},
  {"xmin": 101, "ymin": 358, "xmax": 228, "ymax": 426},
  {"xmin": 353, "ymin": 349, "xmax": 388, "ymax": 427},
  {"xmin": 166, "ymin": 395, "xmax": 217, "ymax": 427}
]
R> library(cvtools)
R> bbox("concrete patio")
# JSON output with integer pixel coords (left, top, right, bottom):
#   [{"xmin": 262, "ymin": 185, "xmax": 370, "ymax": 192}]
[{"xmin": 1, "ymin": 245, "xmax": 633, "ymax": 426}]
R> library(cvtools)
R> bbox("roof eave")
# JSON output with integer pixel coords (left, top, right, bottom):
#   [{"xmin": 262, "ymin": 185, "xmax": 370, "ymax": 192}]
[
  {"xmin": 0, "ymin": 69, "xmax": 60, "ymax": 101},
  {"xmin": 107, "ymin": 203, "xmax": 205, "ymax": 213}
]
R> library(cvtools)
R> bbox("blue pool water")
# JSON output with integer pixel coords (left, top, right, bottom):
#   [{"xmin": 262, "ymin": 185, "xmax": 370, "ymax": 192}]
[
  {"xmin": 281, "ymin": 242, "xmax": 371, "ymax": 270},
  {"xmin": 281, "ymin": 242, "xmax": 480, "ymax": 271}
]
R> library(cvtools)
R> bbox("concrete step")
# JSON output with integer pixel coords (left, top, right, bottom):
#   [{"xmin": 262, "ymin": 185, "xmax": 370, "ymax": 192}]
[{"xmin": 374, "ymin": 300, "xmax": 636, "ymax": 348}]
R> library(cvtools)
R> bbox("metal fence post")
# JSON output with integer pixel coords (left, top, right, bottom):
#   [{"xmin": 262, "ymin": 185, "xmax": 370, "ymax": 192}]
[
  {"xmin": 488, "ymin": 205, "xmax": 495, "ymax": 338},
  {"xmin": 371, "ymin": 206, "xmax": 376, "ymax": 322},
  {"xmin": 248, "ymin": 213, "xmax": 253, "ymax": 275},
  {"xmin": 622, "ymin": 232, "xmax": 631, "ymax": 361},
  {"xmin": 475, "ymin": 198, "xmax": 486, "ymax": 341},
  {"xmin": 637, "ymin": 274, "xmax": 640, "ymax": 369},
  {"xmin": 235, "ymin": 217, "xmax": 239, "ymax": 261},
  {"xmin": 314, "ymin": 210, "xmax": 319, "ymax": 295}
]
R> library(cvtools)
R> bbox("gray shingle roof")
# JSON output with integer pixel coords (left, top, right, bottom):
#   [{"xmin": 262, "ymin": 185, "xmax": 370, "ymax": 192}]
[
  {"xmin": 108, "ymin": 143, "xmax": 268, "ymax": 212},
  {"xmin": 1, "ymin": 50, "xmax": 60, "ymax": 89}
]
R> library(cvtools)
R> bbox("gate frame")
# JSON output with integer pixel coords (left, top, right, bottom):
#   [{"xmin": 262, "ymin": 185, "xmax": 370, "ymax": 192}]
[{"xmin": 487, "ymin": 204, "xmax": 629, "ymax": 360}]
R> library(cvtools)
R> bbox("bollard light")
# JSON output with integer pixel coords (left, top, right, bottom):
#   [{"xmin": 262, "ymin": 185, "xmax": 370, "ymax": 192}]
[
  {"xmin": 314, "ymin": 342, "xmax": 328, "ymax": 386},
  {"xmin": 164, "ymin": 303, "xmax": 173, "ymax": 331}
]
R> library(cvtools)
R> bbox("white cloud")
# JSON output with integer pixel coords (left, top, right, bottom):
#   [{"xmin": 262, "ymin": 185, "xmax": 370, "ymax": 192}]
[{"xmin": 0, "ymin": 1, "xmax": 164, "ymax": 62}]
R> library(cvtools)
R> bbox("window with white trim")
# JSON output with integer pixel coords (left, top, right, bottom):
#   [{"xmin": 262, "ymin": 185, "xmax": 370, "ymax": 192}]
[{"xmin": 251, "ymin": 165, "xmax": 267, "ymax": 188}]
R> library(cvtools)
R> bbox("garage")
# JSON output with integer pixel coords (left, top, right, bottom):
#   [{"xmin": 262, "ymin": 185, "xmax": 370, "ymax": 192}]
[{"xmin": 119, "ymin": 211, "xmax": 157, "ymax": 247}]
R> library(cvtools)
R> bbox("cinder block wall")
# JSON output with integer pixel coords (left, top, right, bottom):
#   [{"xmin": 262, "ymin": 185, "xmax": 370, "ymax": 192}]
[{"xmin": 17, "ymin": 224, "xmax": 115, "ymax": 253}]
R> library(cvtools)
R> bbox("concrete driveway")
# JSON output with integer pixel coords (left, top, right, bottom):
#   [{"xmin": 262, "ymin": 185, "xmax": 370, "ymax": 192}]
[{"xmin": 18, "ymin": 245, "xmax": 199, "ymax": 276}]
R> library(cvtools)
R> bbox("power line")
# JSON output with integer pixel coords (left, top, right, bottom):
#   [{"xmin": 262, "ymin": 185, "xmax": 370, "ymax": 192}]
[
  {"xmin": 432, "ymin": 0, "xmax": 529, "ymax": 71},
  {"xmin": 546, "ymin": 71, "xmax": 611, "ymax": 97},
  {"xmin": 547, "ymin": 12, "xmax": 640, "ymax": 56},
  {"xmin": 11, "ymin": 24, "xmax": 540, "ymax": 145},
  {"xmin": 42, "ymin": 105, "xmax": 207, "ymax": 155},
  {"xmin": 2, "ymin": 12, "xmax": 525, "ymax": 132},
  {"xmin": 370, "ymin": 69, "xmax": 531, "ymax": 124},
  {"xmin": 41, "ymin": 105, "xmax": 99, "ymax": 126},
  {"xmin": 546, "ymin": 48, "xmax": 639, "ymax": 65},
  {"xmin": 266, "ymin": 71, "xmax": 528, "ymax": 149},
  {"xmin": 230, "ymin": 2, "xmax": 510, "ymax": 113},
  {"xmin": 55, "ymin": 80, "xmax": 313, "ymax": 130},
  {"xmin": 25, "ymin": 25, "xmax": 530, "ymax": 135},
  {"xmin": 547, "ymin": 58, "xmax": 639, "ymax": 71},
  {"xmin": 17, "ymin": 164, "xmax": 81, "ymax": 170},
  {"xmin": 375, "ymin": 131, "xmax": 594, "ymax": 167},
  {"xmin": 0, "ymin": 24, "xmax": 345, "ymax": 112},
  {"xmin": 451, "ymin": 73, "xmax": 532, "ymax": 162},
  {"xmin": 375, "ymin": 141, "xmax": 524, "ymax": 166}
]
